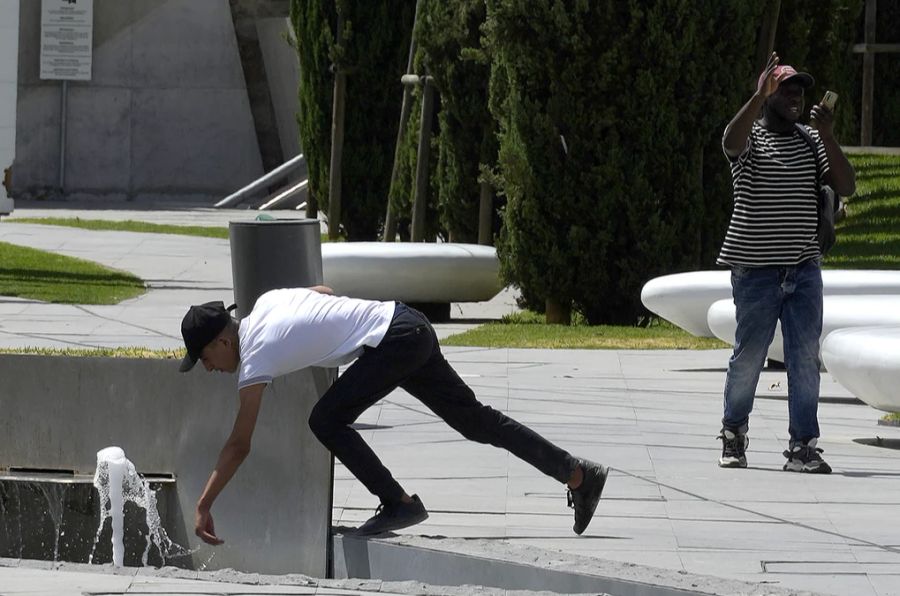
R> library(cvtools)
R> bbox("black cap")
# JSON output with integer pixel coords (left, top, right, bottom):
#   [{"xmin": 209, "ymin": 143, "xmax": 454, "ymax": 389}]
[{"xmin": 179, "ymin": 301, "xmax": 236, "ymax": 372}]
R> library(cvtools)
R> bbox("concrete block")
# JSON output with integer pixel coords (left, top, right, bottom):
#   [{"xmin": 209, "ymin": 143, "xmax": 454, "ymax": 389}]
[
  {"xmin": 89, "ymin": 1, "xmax": 137, "ymax": 88},
  {"xmin": 131, "ymin": 0, "xmax": 245, "ymax": 89},
  {"xmin": 0, "ymin": 0, "xmax": 19, "ymax": 15},
  {"xmin": 0, "ymin": 131, "xmax": 14, "ymax": 167},
  {"xmin": 131, "ymin": 88, "xmax": 263, "ymax": 193},
  {"xmin": 65, "ymin": 87, "xmax": 131, "ymax": 191},
  {"xmin": 0, "ymin": 30, "xmax": 18, "ymax": 83},
  {"xmin": 15, "ymin": 0, "xmax": 40, "ymax": 87},
  {"xmin": 0, "ymin": 355, "xmax": 333, "ymax": 576},
  {"xmin": 0, "ymin": 85, "xmax": 15, "ymax": 128},
  {"xmin": 256, "ymin": 17, "xmax": 302, "ymax": 162},
  {"xmin": 14, "ymin": 0, "xmax": 265, "ymax": 202},
  {"xmin": 12, "ymin": 85, "xmax": 59, "ymax": 191}
]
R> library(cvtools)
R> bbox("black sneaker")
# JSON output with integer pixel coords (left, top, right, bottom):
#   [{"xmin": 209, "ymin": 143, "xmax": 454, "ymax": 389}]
[
  {"xmin": 355, "ymin": 495, "xmax": 429, "ymax": 536},
  {"xmin": 783, "ymin": 439, "xmax": 832, "ymax": 474},
  {"xmin": 718, "ymin": 429, "xmax": 748, "ymax": 468},
  {"xmin": 567, "ymin": 460, "xmax": 609, "ymax": 535}
]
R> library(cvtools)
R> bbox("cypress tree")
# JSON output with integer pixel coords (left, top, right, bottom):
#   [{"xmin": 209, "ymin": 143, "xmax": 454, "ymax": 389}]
[
  {"xmin": 870, "ymin": 0, "xmax": 900, "ymax": 146},
  {"xmin": 774, "ymin": 0, "xmax": 865, "ymax": 143},
  {"xmin": 485, "ymin": 0, "xmax": 763, "ymax": 324},
  {"xmin": 389, "ymin": 0, "xmax": 497, "ymax": 243},
  {"xmin": 292, "ymin": 1, "xmax": 416, "ymax": 239},
  {"xmin": 291, "ymin": 0, "xmax": 335, "ymax": 218}
]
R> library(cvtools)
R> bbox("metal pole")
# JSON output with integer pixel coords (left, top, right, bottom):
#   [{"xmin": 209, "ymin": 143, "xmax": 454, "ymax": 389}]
[
  {"xmin": 328, "ymin": 13, "xmax": 347, "ymax": 241},
  {"xmin": 59, "ymin": 80, "xmax": 67, "ymax": 191},
  {"xmin": 383, "ymin": 0, "xmax": 423, "ymax": 242},
  {"xmin": 410, "ymin": 76, "xmax": 434, "ymax": 242},
  {"xmin": 860, "ymin": 0, "xmax": 876, "ymax": 146}
]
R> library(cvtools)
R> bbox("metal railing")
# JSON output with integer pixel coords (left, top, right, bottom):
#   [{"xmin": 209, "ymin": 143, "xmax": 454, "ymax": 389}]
[{"xmin": 214, "ymin": 153, "xmax": 306, "ymax": 209}]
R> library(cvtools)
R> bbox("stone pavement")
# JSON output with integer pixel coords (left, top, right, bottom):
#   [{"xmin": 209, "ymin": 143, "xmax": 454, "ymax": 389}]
[
  {"xmin": 2, "ymin": 206, "xmax": 900, "ymax": 595},
  {"xmin": 0, "ymin": 558, "xmax": 575, "ymax": 596}
]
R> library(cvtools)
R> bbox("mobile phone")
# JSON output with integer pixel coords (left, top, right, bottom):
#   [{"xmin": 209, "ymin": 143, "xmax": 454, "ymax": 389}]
[{"xmin": 821, "ymin": 90, "xmax": 838, "ymax": 111}]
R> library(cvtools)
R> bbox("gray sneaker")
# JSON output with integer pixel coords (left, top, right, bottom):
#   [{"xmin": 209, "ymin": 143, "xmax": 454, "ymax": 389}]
[
  {"xmin": 567, "ymin": 460, "xmax": 608, "ymax": 535},
  {"xmin": 718, "ymin": 429, "xmax": 748, "ymax": 468},
  {"xmin": 355, "ymin": 495, "xmax": 429, "ymax": 535},
  {"xmin": 783, "ymin": 439, "xmax": 832, "ymax": 474}
]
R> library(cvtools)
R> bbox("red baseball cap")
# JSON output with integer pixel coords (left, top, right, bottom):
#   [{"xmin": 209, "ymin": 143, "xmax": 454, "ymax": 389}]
[{"xmin": 759, "ymin": 65, "xmax": 815, "ymax": 89}]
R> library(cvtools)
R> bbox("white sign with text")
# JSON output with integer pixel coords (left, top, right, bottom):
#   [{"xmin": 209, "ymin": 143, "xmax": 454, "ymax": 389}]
[{"xmin": 40, "ymin": 0, "xmax": 94, "ymax": 81}]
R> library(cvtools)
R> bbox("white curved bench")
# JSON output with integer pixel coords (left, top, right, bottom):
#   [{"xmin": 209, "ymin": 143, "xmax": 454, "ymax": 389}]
[
  {"xmin": 640, "ymin": 271, "xmax": 730, "ymax": 336},
  {"xmin": 707, "ymin": 294, "xmax": 900, "ymax": 364},
  {"xmin": 321, "ymin": 242, "xmax": 501, "ymax": 303},
  {"xmin": 822, "ymin": 326, "xmax": 900, "ymax": 413},
  {"xmin": 642, "ymin": 270, "xmax": 900, "ymax": 337}
]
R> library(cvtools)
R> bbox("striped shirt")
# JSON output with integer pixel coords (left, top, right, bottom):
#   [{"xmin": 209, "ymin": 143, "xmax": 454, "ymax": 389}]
[{"xmin": 717, "ymin": 121, "xmax": 830, "ymax": 267}]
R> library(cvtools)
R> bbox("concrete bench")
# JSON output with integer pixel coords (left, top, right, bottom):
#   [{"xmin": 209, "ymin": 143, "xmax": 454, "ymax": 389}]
[
  {"xmin": 822, "ymin": 326, "xmax": 900, "ymax": 413},
  {"xmin": 641, "ymin": 270, "xmax": 900, "ymax": 337},
  {"xmin": 322, "ymin": 242, "xmax": 501, "ymax": 305}
]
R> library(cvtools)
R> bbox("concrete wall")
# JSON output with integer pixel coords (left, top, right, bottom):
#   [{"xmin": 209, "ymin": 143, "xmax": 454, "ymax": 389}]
[
  {"xmin": 12, "ymin": 0, "xmax": 264, "ymax": 202},
  {"xmin": 332, "ymin": 535, "xmax": 794, "ymax": 596},
  {"xmin": 0, "ymin": 354, "xmax": 334, "ymax": 576},
  {"xmin": 256, "ymin": 17, "xmax": 302, "ymax": 166},
  {"xmin": 0, "ymin": 0, "xmax": 18, "ymax": 212}
]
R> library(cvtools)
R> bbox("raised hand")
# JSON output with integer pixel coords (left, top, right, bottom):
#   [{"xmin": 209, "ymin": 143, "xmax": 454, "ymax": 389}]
[{"xmin": 757, "ymin": 52, "xmax": 780, "ymax": 98}]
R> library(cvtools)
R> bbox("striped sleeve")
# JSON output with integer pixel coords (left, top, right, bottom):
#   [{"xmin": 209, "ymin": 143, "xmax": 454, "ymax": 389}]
[{"xmin": 809, "ymin": 127, "xmax": 831, "ymax": 185}]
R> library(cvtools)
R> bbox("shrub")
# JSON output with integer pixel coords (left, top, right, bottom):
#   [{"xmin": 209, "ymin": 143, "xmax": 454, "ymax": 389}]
[
  {"xmin": 485, "ymin": 0, "xmax": 763, "ymax": 324},
  {"xmin": 389, "ymin": 0, "xmax": 499, "ymax": 242},
  {"xmin": 292, "ymin": 0, "xmax": 416, "ymax": 239}
]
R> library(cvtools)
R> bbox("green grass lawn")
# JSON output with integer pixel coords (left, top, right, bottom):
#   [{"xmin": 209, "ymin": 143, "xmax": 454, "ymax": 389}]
[
  {"xmin": 8, "ymin": 217, "xmax": 333, "ymax": 243},
  {"xmin": 825, "ymin": 154, "xmax": 900, "ymax": 269},
  {"xmin": 0, "ymin": 215, "xmax": 330, "ymax": 308},
  {"xmin": 0, "ymin": 241, "xmax": 145, "ymax": 304},
  {"xmin": 0, "ymin": 346, "xmax": 176, "ymax": 358},
  {"xmin": 10, "ymin": 217, "xmax": 230, "ymax": 238},
  {"xmin": 442, "ymin": 311, "xmax": 729, "ymax": 349}
]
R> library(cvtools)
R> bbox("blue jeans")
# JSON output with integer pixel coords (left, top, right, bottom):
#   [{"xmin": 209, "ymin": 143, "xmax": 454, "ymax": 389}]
[{"xmin": 722, "ymin": 259, "xmax": 823, "ymax": 445}]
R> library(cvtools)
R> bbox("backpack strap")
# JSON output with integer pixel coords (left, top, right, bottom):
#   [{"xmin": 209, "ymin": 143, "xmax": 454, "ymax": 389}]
[{"xmin": 794, "ymin": 123, "xmax": 822, "ymax": 194}]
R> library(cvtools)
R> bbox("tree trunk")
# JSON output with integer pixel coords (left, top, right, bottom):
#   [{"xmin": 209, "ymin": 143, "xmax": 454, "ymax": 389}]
[
  {"xmin": 753, "ymin": 0, "xmax": 781, "ymax": 89},
  {"xmin": 545, "ymin": 298, "xmax": 572, "ymax": 325}
]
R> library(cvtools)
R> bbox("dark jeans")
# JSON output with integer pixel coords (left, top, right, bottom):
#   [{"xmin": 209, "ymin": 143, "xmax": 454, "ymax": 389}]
[
  {"xmin": 308, "ymin": 303, "xmax": 579, "ymax": 504},
  {"xmin": 722, "ymin": 258, "xmax": 823, "ymax": 444}
]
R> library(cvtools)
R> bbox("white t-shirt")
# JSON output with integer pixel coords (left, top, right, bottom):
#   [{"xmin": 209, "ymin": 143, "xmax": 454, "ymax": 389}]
[{"xmin": 237, "ymin": 288, "xmax": 395, "ymax": 389}]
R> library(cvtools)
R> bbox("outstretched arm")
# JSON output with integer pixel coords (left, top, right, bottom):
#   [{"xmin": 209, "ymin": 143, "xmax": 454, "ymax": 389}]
[
  {"xmin": 723, "ymin": 52, "xmax": 780, "ymax": 158},
  {"xmin": 194, "ymin": 383, "xmax": 265, "ymax": 545}
]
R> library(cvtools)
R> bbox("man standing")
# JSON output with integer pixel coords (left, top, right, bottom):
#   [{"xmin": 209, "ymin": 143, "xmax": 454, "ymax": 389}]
[
  {"xmin": 717, "ymin": 52, "xmax": 856, "ymax": 473},
  {"xmin": 179, "ymin": 286, "xmax": 608, "ymax": 543}
]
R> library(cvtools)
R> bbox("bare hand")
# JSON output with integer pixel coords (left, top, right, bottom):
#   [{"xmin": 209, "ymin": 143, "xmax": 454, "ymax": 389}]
[
  {"xmin": 195, "ymin": 508, "xmax": 224, "ymax": 545},
  {"xmin": 810, "ymin": 104, "xmax": 835, "ymax": 138},
  {"xmin": 756, "ymin": 52, "xmax": 780, "ymax": 98}
]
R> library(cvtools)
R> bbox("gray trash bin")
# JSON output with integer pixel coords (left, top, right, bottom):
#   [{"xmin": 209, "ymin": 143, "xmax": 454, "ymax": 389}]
[{"xmin": 229, "ymin": 219, "xmax": 323, "ymax": 318}]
